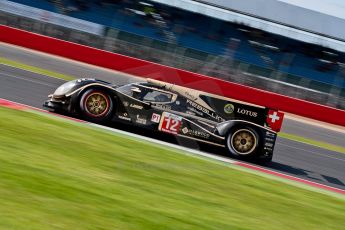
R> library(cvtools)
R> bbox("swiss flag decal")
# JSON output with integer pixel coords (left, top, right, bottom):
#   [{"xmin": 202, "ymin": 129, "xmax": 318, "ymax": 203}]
[{"xmin": 266, "ymin": 110, "xmax": 284, "ymax": 132}]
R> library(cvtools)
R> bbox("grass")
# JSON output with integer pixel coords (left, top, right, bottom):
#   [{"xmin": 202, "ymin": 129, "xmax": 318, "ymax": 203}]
[
  {"xmin": 279, "ymin": 132, "xmax": 345, "ymax": 154},
  {"xmin": 0, "ymin": 107, "xmax": 345, "ymax": 229},
  {"xmin": 0, "ymin": 57, "xmax": 75, "ymax": 81},
  {"xmin": 1, "ymin": 56, "xmax": 345, "ymax": 155}
]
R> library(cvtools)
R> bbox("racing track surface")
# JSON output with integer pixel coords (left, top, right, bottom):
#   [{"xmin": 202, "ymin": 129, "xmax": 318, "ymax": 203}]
[{"xmin": 1, "ymin": 43, "xmax": 345, "ymax": 191}]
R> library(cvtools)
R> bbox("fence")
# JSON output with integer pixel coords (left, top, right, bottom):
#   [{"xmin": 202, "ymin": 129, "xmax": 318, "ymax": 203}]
[{"xmin": 1, "ymin": 10, "xmax": 345, "ymax": 111}]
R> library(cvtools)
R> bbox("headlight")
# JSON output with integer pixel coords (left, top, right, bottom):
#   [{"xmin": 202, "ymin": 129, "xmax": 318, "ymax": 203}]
[{"xmin": 54, "ymin": 81, "xmax": 77, "ymax": 96}]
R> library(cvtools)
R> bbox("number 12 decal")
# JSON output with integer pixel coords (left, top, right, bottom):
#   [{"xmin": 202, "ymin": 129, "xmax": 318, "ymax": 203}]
[{"xmin": 159, "ymin": 112, "xmax": 183, "ymax": 134}]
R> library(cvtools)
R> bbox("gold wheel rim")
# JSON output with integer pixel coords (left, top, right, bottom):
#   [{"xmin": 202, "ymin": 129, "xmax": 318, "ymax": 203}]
[
  {"xmin": 230, "ymin": 129, "xmax": 257, "ymax": 155},
  {"xmin": 85, "ymin": 93, "xmax": 109, "ymax": 117}
]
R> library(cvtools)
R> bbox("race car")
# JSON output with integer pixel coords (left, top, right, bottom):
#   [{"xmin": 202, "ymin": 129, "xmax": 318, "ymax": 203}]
[{"xmin": 43, "ymin": 78, "xmax": 284, "ymax": 163}]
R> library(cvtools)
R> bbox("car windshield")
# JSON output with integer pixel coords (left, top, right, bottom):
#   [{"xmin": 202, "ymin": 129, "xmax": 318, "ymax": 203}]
[
  {"xmin": 116, "ymin": 84, "xmax": 139, "ymax": 97},
  {"xmin": 143, "ymin": 91, "xmax": 172, "ymax": 103}
]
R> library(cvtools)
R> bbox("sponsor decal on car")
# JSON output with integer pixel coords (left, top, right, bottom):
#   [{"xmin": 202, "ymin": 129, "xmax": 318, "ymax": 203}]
[
  {"xmin": 123, "ymin": 101, "xmax": 129, "ymax": 107},
  {"xmin": 186, "ymin": 99, "xmax": 209, "ymax": 114},
  {"xmin": 135, "ymin": 115, "xmax": 147, "ymax": 125},
  {"xmin": 187, "ymin": 106, "xmax": 203, "ymax": 116},
  {"xmin": 264, "ymin": 147, "xmax": 273, "ymax": 151},
  {"xmin": 265, "ymin": 142, "xmax": 274, "ymax": 148},
  {"xmin": 266, "ymin": 131, "xmax": 276, "ymax": 137},
  {"xmin": 236, "ymin": 108, "xmax": 258, "ymax": 117},
  {"xmin": 265, "ymin": 137, "xmax": 275, "ymax": 142},
  {"xmin": 181, "ymin": 127, "xmax": 210, "ymax": 138},
  {"xmin": 151, "ymin": 113, "xmax": 161, "ymax": 123},
  {"xmin": 153, "ymin": 104, "xmax": 172, "ymax": 110},
  {"xmin": 186, "ymin": 111, "xmax": 197, "ymax": 116},
  {"xmin": 130, "ymin": 104, "xmax": 143, "ymax": 110},
  {"xmin": 77, "ymin": 78, "xmax": 94, "ymax": 82},
  {"xmin": 182, "ymin": 127, "xmax": 189, "ymax": 134},
  {"xmin": 266, "ymin": 110, "xmax": 284, "ymax": 132},
  {"xmin": 118, "ymin": 113, "xmax": 131, "ymax": 121},
  {"xmin": 185, "ymin": 91, "xmax": 198, "ymax": 101},
  {"xmin": 186, "ymin": 99, "xmax": 224, "ymax": 122},
  {"xmin": 159, "ymin": 112, "xmax": 182, "ymax": 134},
  {"xmin": 224, "ymin": 103, "xmax": 235, "ymax": 114}
]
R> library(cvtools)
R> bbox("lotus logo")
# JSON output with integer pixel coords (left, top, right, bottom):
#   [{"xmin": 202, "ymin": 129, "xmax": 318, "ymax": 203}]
[{"xmin": 224, "ymin": 104, "xmax": 234, "ymax": 114}]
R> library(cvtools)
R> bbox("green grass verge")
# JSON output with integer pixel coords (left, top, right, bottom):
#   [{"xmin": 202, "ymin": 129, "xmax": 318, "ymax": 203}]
[
  {"xmin": 0, "ymin": 57, "xmax": 75, "ymax": 81},
  {"xmin": 0, "ymin": 107, "xmax": 345, "ymax": 230},
  {"xmin": 279, "ymin": 132, "xmax": 345, "ymax": 154}
]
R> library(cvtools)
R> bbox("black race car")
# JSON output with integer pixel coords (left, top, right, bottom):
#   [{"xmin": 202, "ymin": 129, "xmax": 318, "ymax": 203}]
[{"xmin": 43, "ymin": 78, "xmax": 284, "ymax": 163}]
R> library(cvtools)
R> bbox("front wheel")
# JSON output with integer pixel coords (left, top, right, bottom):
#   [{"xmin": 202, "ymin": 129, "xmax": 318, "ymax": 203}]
[
  {"xmin": 79, "ymin": 89, "xmax": 114, "ymax": 123},
  {"xmin": 226, "ymin": 126, "xmax": 260, "ymax": 160}
]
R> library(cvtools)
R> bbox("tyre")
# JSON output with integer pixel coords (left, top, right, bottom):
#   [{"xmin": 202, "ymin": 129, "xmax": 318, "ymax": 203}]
[
  {"xmin": 226, "ymin": 126, "xmax": 260, "ymax": 159},
  {"xmin": 79, "ymin": 88, "xmax": 114, "ymax": 123}
]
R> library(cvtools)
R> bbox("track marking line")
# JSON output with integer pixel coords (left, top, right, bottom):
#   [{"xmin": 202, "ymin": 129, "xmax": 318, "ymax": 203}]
[
  {"xmin": 0, "ymin": 70, "xmax": 58, "ymax": 87},
  {"xmin": 284, "ymin": 113, "xmax": 345, "ymax": 134},
  {"xmin": 0, "ymin": 42, "xmax": 142, "ymax": 80},
  {"xmin": 0, "ymin": 63, "xmax": 70, "ymax": 82},
  {"xmin": 277, "ymin": 142, "xmax": 345, "ymax": 162},
  {"xmin": 286, "ymin": 123, "xmax": 345, "ymax": 143},
  {"xmin": 0, "ymin": 98, "xmax": 345, "ymax": 196}
]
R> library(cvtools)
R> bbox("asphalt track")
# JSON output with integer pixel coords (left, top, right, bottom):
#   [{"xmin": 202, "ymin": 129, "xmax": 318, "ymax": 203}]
[{"xmin": 1, "ymin": 43, "xmax": 345, "ymax": 191}]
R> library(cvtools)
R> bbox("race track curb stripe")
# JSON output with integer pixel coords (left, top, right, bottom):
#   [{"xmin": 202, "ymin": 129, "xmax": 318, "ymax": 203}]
[
  {"xmin": 0, "ymin": 98, "xmax": 26, "ymax": 110},
  {"xmin": 0, "ymin": 98, "xmax": 86, "ymax": 123},
  {"xmin": 1, "ymin": 98, "xmax": 344, "ymax": 196}
]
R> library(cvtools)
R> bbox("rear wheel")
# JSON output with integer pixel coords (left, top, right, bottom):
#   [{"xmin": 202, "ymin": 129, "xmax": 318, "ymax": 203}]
[
  {"xmin": 79, "ymin": 89, "xmax": 114, "ymax": 123},
  {"xmin": 226, "ymin": 126, "xmax": 260, "ymax": 159}
]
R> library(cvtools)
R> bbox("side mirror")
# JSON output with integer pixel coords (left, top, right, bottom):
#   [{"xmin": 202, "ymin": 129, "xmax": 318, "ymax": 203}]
[
  {"xmin": 144, "ymin": 102, "xmax": 152, "ymax": 109},
  {"xmin": 131, "ymin": 87, "xmax": 141, "ymax": 93}
]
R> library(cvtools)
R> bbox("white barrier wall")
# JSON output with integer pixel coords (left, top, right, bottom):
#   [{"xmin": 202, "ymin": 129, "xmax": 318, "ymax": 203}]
[
  {"xmin": 0, "ymin": 0, "xmax": 104, "ymax": 35},
  {"xmin": 197, "ymin": 0, "xmax": 345, "ymax": 41},
  {"xmin": 151, "ymin": 0, "xmax": 345, "ymax": 51}
]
